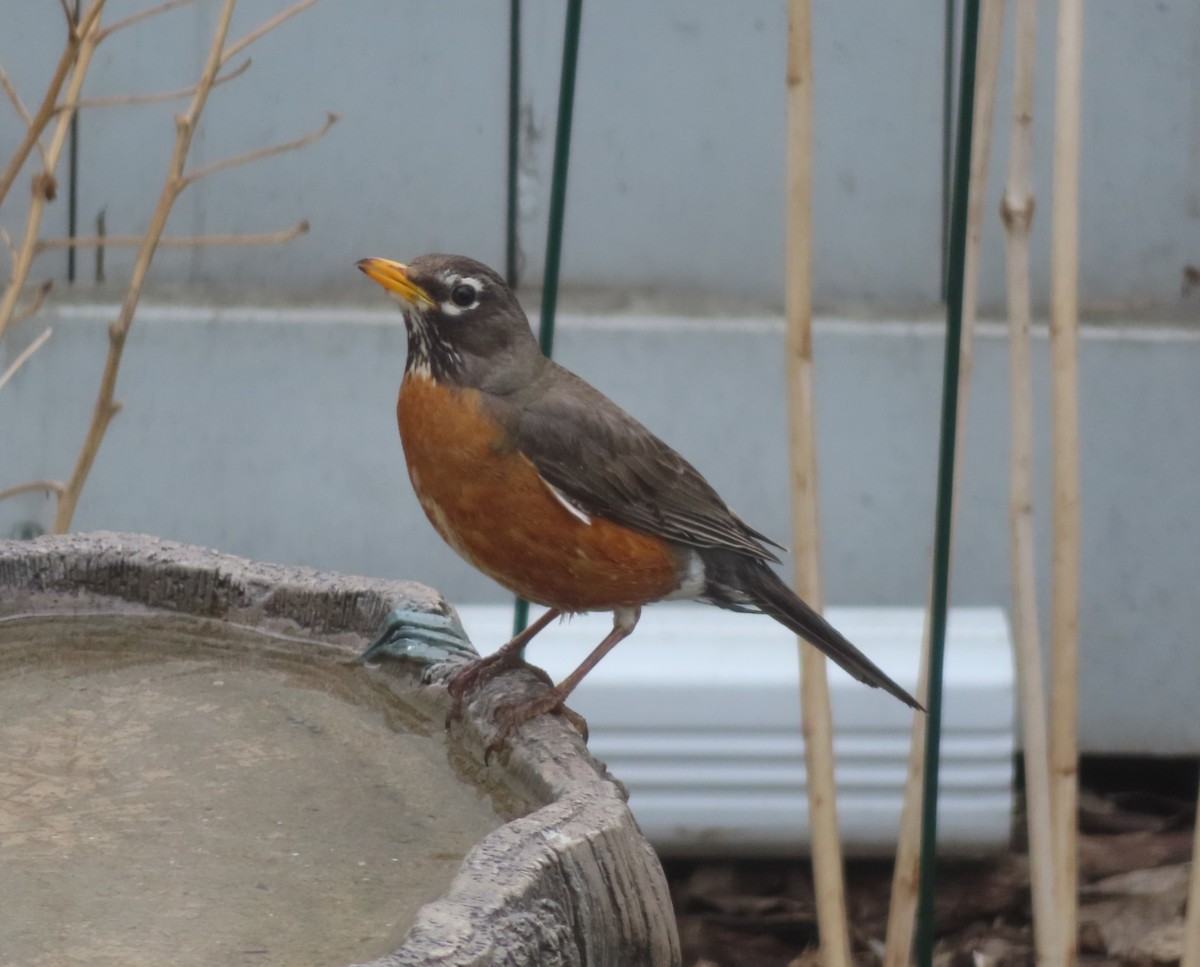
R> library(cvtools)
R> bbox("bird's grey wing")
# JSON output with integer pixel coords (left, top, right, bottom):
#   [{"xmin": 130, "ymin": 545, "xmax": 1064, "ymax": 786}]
[{"xmin": 508, "ymin": 364, "xmax": 783, "ymax": 563}]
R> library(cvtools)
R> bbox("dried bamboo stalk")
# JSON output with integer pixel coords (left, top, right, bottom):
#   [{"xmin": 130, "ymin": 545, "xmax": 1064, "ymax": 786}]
[
  {"xmin": 1000, "ymin": 2, "xmax": 1062, "ymax": 964},
  {"xmin": 785, "ymin": 5, "xmax": 852, "ymax": 967},
  {"xmin": 881, "ymin": 2, "xmax": 1004, "ymax": 962},
  {"xmin": 1182, "ymin": 773, "xmax": 1200, "ymax": 967},
  {"xmin": 1049, "ymin": 0, "xmax": 1084, "ymax": 963},
  {"xmin": 881, "ymin": 635, "xmax": 931, "ymax": 967}
]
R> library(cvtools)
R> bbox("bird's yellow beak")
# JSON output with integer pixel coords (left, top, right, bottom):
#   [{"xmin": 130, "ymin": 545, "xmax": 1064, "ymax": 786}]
[{"xmin": 356, "ymin": 257, "xmax": 436, "ymax": 308}]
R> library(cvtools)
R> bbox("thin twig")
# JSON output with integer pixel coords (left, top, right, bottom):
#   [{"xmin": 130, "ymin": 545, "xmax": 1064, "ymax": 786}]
[
  {"xmin": 0, "ymin": 0, "xmax": 104, "ymax": 209},
  {"xmin": 0, "ymin": 2, "xmax": 105, "ymax": 344},
  {"xmin": 0, "ymin": 327, "xmax": 53, "ymax": 393},
  {"xmin": 8, "ymin": 280, "xmax": 53, "ymax": 328},
  {"xmin": 0, "ymin": 479, "xmax": 66, "ymax": 503},
  {"xmin": 785, "ymin": 5, "xmax": 853, "ymax": 967},
  {"xmin": 0, "ymin": 66, "xmax": 33, "ymax": 123},
  {"xmin": 53, "ymin": 0, "xmax": 240, "ymax": 534},
  {"xmin": 96, "ymin": 0, "xmax": 204, "ymax": 41},
  {"xmin": 65, "ymin": 57, "xmax": 251, "ymax": 110},
  {"xmin": 0, "ymin": 63, "xmax": 49, "ymax": 171},
  {"xmin": 221, "ymin": 0, "xmax": 321, "ymax": 64},
  {"xmin": 1001, "ymin": 1, "xmax": 1062, "ymax": 964},
  {"xmin": 36, "ymin": 221, "xmax": 309, "ymax": 254},
  {"xmin": 1049, "ymin": 1, "xmax": 1084, "ymax": 964},
  {"xmin": 881, "ymin": 2, "xmax": 1004, "ymax": 963},
  {"xmin": 181, "ymin": 113, "xmax": 336, "ymax": 188}
]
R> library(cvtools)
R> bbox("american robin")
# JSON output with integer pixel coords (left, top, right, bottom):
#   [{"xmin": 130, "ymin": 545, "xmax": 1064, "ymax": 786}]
[{"xmin": 357, "ymin": 253, "xmax": 921, "ymax": 744}]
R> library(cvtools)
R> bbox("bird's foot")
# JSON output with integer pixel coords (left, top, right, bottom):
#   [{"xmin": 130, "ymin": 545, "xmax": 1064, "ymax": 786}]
[
  {"xmin": 484, "ymin": 690, "xmax": 589, "ymax": 762},
  {"xmin": 360, "ymin": 607, "xmax": 476, "ymax": 666},
  {"xmin": 445, "ymin": 649, "xmax": 553, "ymax": 726}
]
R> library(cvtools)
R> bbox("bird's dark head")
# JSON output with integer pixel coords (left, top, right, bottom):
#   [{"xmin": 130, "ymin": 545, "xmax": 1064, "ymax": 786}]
[{"xmin": 357, "ymin": 253, "xmax": 544, "ymax": 392}]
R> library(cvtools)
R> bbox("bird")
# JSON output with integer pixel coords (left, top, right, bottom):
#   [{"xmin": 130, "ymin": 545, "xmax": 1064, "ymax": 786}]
[{"xmin": 357, "ymin": 253, "xmax": 921, "ymax": 747}]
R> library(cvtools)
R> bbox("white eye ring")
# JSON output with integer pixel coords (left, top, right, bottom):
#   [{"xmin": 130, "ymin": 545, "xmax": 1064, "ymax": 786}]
[{"xmin": 440, "ymin": 275, "xmax": 485, "ymax": 316}]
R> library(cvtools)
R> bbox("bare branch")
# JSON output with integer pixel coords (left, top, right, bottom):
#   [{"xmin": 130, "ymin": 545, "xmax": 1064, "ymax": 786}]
[
  {"xmin": 36, "ymin": 221, "xmax": 309, "ymax": 253},
  {"xmin": 0, "ymin": 326, "xmax": 53, "ymax": 393},
  {"xmin": 0, "ymin": 479, "xmax": 66, "ymax": 503},
  {"xmin": 221, "ymin": 0, "xmax": 321, "ymax": 65},
  {"xmin": 97, "ymin": 0, "xmax": 204, "ymax": 41},
  {"xmin": 66, "ymin": 58, "xmax": 251, "ymax": 110},
  {"xmin": 9, "ymin": 280, "xmax": 53, "ymax": 327},
  {"xmin": 0, "ymin": 64, "xmax": 33, "ymax": 123},
  {"xmin": 58, "ymin": 0, "xmax": 74, "ymax": 28},
  {"xmin": 0, "ymin": 0, "xmax": 104, "ymax": 208},
  {"xmin": 0, "ymin": 63, "xmax": 49, "ymax": 170},
  {"xmin": 0, "ymin": 2, "xmax": 104, "ymax": 343},
  {"xmin": 50, "ymin": 0, "xmax": 324, "ymax": 535},
  {"xmin": 181, "ymin": 113, "xmax": 337, "ymax": 188},
  {"xmin": 53, "ymin": 0, "xmax": 239, "ymax": 534}
]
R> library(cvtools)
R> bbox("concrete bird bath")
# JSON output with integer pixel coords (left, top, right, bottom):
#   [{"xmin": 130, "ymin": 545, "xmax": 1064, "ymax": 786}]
[{"xmin": 0, "ymin": 533, "xmax": 679, "ymax": 967}]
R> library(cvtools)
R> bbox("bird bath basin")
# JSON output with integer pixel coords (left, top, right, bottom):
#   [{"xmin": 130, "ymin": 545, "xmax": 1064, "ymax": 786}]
[{"xmin": 0, "ymin": 533, "xmax": 679, "ymax": 967}]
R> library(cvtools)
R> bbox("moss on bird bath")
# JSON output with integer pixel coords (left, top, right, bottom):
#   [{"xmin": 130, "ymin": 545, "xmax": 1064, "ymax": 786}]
[{"xmin": 0, "ymin": 613, "xmax": 506, "ymax": 967}]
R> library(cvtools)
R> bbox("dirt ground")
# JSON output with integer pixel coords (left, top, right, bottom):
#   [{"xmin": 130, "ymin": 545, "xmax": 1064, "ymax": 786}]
[{"xmin": 664, "ymin": 762, "xmax": 1197, "ymax": 967}]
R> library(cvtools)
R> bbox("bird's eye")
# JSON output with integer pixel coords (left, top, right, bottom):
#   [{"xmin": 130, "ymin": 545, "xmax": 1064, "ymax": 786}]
[{"xmin": 450, "ymin": 283, "xmax": 477, "ymax": 307}]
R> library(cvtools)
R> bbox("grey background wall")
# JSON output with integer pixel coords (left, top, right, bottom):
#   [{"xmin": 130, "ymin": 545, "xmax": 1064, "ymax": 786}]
[
  {"xmin": 5, "ymin": 1, "xmax": 1199, "ymax": 312},
  {"xmin": 2, "ymin": 2, "xmax": 1198, "ymax": 754},
  {"xmin": 3, "ymin": 307, "xmax": 1198, "ymax": 756}
]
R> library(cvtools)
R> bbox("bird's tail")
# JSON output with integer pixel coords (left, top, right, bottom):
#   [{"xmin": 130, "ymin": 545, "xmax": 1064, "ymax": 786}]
[{"xmin": 710, "ymin": 556, "xmax": 923, "ymax": 711}]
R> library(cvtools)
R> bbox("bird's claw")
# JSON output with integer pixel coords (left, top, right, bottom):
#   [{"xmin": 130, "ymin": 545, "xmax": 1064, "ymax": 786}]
[
  {"xmin": 483, "ymin": 693, "xmax": 589, "ymax": 763},
  {"xmin": 361, "ymin": 607, "xmax": 586, "ymax": 761},
  {"xmin": 444, "ymin": 651, "xmax": 554, "ymax": 728},
  {"xmin": 360, "ymin": 607, "xmax": 476, "ymax": 666}
]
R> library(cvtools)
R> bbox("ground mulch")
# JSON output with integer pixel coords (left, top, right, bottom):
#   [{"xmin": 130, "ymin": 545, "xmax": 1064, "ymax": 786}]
[{"xmin": 664, "ymin": 776, "xmax": 1197, "ymax": 967}]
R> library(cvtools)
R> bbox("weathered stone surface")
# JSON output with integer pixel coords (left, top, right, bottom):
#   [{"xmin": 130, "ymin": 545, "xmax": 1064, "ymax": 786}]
[{"xmin": 0, "ymin": 532, "xmax": 681, "ymax": 967}]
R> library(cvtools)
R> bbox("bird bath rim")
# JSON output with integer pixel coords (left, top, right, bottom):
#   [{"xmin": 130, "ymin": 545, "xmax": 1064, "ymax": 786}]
[{"xmin": 0, "ymin": 531, "xmax": 680, "ymax": 967}]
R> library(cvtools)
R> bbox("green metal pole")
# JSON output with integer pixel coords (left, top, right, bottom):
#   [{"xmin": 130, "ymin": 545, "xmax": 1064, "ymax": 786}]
[
  {"xmin": 939, "ymin": 0, "xmax": 956, "ymax": 298},
  {"xmin": 513, "ymin": 0, "xmax": 584, "ymax": 637},
  {"xmin": 505, "ymin": 0, "xmax": 521, "ymax": 289},
  {"xmin": 915, "ymin": 1, "xmax": 981, "ymax": 964},
  {"xmin": 536, "ymin": 0, "xmax": 583, "ymax": 360}
]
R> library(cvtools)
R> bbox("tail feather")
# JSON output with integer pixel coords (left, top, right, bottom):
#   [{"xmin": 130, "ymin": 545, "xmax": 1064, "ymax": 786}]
[{"xmin": 711, "ymin": 556, "xmax": 923, "ymax": 711}]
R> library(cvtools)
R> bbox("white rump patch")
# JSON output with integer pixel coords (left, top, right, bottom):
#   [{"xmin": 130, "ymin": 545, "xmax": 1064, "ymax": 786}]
[
  {"xmin": 664, "ymin": 548, "xmax": 706, "ymax": 601},
  {"xmin": 540, "ymin": 477, "xmax": 592, "ymax": 525}
]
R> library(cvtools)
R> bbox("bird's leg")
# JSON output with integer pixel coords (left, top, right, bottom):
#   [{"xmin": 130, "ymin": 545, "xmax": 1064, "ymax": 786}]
[
  {"xmin": 486, "ymin": 607, "xmax": 641, "ymax": 757},
  {"xmin": 445, "ymin": 606, "xmax": 561, "ymax": 723}
]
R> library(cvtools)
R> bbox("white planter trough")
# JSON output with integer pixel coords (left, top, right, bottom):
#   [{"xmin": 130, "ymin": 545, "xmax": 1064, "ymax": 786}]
[{"xmin": 457, "ymin": 603, "xmax": 1015, "ymax": 857}]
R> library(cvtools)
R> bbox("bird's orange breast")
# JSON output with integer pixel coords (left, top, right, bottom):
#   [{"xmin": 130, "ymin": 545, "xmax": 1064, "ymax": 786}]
[{"xmin": 397, "ymin": 373, "xmax": 683, "ymax": 611}]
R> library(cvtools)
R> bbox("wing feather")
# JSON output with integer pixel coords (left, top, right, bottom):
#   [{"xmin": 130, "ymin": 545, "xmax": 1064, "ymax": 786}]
[{"xmin": 509, "ymin": 363, "xmax": 783, "ymax": 563}]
